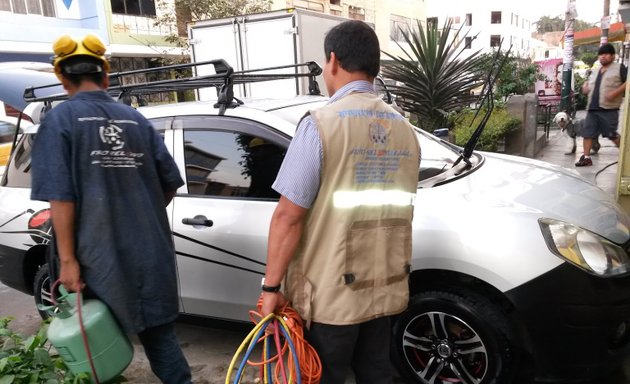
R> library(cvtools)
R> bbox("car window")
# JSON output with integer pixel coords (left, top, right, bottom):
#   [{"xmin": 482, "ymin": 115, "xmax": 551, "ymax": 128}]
[
  {"xmin": 0, "ymin": 121, "xmax": 17, "ymax": 143},
  {"xmin": 3, "ymin": 133, "xmax": 34, "ymax": 188},
  {"xmin": 183, "ymin": 130, "xmax": 285, "ymax": 199}
]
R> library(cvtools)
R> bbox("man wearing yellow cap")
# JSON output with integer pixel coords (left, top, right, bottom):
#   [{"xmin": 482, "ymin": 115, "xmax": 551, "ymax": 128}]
[{"xmin": 30, "ymin": 34, "xmax": 192, "ymax": 383}]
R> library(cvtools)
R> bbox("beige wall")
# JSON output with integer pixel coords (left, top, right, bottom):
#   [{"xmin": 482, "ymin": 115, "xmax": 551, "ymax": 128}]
[
  {"xmin": 375, "ymin": 0, "xmax": 425, "ymax": 58},
  {"xmin": 271, "ymin": 0, "xmax": 426, "ymax": 59}
]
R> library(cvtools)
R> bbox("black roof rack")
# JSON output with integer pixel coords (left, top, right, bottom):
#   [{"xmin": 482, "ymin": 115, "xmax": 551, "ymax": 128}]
[{"xmin": 23, "ymin": 59, "xmax": 322, "ymax": 115}]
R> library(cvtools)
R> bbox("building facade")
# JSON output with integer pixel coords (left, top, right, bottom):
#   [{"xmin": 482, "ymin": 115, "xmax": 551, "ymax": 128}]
[
  {"xmin": 271, "ymin": 0, "xmax": 426, "ymax": 59},
  {"xmin": 425, "ymin": 0, "xmax": 535, "ymax": 58},
  {"xmin": 0, "ymin": 0, "xmax": 183, "ymax": 105},
  {"xmin": 0, "ymin": 0, "xmax": 182, "ymax": 70}
]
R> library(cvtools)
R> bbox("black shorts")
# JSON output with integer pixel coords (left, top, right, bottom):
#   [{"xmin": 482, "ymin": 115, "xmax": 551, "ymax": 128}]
[{"xmin": 583, "ymin": 110, "xmax": 620, "ymax": 139}]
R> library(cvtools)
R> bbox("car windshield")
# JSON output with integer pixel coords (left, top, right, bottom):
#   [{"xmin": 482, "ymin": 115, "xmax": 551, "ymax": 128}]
[{"xmin": 415, "ymin": 129, "xmax": 461, "ymax": 178}]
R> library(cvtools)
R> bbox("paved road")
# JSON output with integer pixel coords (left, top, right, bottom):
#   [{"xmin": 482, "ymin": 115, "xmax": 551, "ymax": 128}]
[{"xmin": 2, "ymin": 282, "xmax": 630, "ymax": 383}]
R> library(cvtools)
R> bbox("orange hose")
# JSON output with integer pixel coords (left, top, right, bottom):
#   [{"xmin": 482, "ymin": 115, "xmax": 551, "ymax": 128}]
[{"xmin": 248, "ymin": 297, "xmax": 322, "ymax": 384}]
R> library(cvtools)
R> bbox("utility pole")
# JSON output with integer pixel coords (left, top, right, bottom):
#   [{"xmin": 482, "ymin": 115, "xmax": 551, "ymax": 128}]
[
  {"xmin": 616, "ymin": 0, "xmax": 630, "ymax": 213},
  {"xmin": 601, "ymin": 0, "xmax": 611, "ymax": 45},
  {"xmin": 560, "ymin": 0, "xmax": 577, "ymax": 113}
]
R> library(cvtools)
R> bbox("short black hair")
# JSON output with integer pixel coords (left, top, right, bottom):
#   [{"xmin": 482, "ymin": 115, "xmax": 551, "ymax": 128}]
[
  {"xmin": 59, "ymin": 55, "xmax": 107, "ymax": 87},
  {"xmin": 598, "ymin": 43, "xmax": 615, "ymax": 55},
  {"xmin": 324, "ymin": 20, "xmax": 380, "ymax": 78}
]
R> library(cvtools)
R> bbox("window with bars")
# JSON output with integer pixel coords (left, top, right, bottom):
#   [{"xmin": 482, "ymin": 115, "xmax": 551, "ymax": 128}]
[
  {"xmin": 465, "ymin": 37, "xmax": 472, "ymax": 49},
  {"xmin": 111, "ymin": 0, "xmax": 156, "ymax": 17},
  {"xmin": 490, "ymin": 35, "xmax": 501, "ymax": 47},
  {"xmin": 491, "ymin": 11, "xmax": 501, "ymax": 24},
  {"xmin": 0, "ymin": 0, "xmax": 55, "ymax": 16},
  {"xmin": 348, "ymin": 5, "xmax": 365, "ymax": 21},
  {"xmin": 109, "ymin": 57, "xmax": 175, "ymax": 104},
  {"xmin": 390, "ymin": 14, "xmax": 416, "ymax": 42},
  {"xmin": 465, "ymin": 13, "xmax": 472, "ymax": 26}
]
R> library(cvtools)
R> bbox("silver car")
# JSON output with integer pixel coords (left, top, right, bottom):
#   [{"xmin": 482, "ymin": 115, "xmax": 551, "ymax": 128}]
[{"xmin": 1, "ymin": 61, "xmax": 630, "ymax": 383}]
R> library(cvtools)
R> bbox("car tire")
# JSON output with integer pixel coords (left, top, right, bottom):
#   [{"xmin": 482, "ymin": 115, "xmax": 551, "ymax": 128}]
[
  {"xmin": 33, "ymin": 263, "xmax": 56, "ymax": 319},
  {"xmin": 392, "ymin": 289, "xmax": 516, "ymax": 384}
]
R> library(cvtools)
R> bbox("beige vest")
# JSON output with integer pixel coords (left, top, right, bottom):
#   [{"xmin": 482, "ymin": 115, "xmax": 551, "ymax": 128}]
[
  {"xmin": 587, "ymin": 62, "xmax": 624, "ymax": 110},
  {"xmin": 285, "ymin": 92, "xmax": 420, "ymax": 326}
]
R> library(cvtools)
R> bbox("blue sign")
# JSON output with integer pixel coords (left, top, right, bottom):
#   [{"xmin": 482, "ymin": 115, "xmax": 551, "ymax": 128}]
[{"xmin": 63, "ymin": 0, "xmax": 72, "ymax": 9}]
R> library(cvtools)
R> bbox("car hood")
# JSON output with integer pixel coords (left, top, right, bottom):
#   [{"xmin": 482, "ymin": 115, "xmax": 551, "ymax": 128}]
[
  {"xmin": 468, "ymin": 152, "xmax": 629, "ymax": 244},
  {"xmin": 0, "ymin": 62, "xmax": 61, "ymax": 112}
]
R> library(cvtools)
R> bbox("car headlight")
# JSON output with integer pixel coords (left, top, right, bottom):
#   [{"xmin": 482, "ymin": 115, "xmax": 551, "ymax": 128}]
[{"xmin": 539, "ymin": 218, "xmax": 630, "ymax": 277}]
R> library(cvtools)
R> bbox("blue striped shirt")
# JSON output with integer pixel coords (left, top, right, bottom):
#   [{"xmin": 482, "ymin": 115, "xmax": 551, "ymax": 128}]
[{"xmin": 272, "ymin": 80, "xmax": 376, "ymax": 208}]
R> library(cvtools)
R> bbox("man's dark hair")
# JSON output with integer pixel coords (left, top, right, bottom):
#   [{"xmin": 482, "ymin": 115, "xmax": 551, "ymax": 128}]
[
  {"xmin": 324, "ymin": 20, "xmax": 380, "ymax": 78},
  {"xmin": 59, "ymin": 55, "xmax": 107, "ymax": 87},
  {"xmin": 598, "ymin": 43, "xmax": 616, "ymax": 55}
]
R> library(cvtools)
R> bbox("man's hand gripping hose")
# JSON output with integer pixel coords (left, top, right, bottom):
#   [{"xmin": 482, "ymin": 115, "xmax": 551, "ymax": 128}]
[{"xmin": 225, "ymin": 296, "xmax": 322, "ymax": 384}]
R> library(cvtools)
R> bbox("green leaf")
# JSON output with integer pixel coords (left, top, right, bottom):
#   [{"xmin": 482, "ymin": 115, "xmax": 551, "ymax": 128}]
[
  {"xmin": 0, "ymin": 319, "xmax": 78, "ymax": 384},
  {"xmin": 40, "ymin": 372, "xmax": 58, "ymax": 380},
  {"xmin": 72, "ymin": 372, "xmax": 90, "ymax": 384},
  {"xmin": 28, "ymin": 371, "xmax": 39, "ymax": 384},
  {"xmin": 37, "ymin": 324, "xmax": 49, "ymax": 342},
  {"xmin": 382, "ymin": 19, "xmax": 484, "ymax": 132},
  {"xmin": 22, "ymin": 336, "xmax": 37, "ymax": 352},
  {"xmin": 34, "ymin": 349, "xmax": 52, "ymax": 367}
]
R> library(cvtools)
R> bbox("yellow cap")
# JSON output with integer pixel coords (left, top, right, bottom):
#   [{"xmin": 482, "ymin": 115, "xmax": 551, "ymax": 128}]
[{"xmin": 51, "ymin": 34, "xmax": 110, "ymax": 78}]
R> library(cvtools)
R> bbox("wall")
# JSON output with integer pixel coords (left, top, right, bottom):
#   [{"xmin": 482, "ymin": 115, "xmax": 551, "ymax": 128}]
[
  {"xmin": 271, "ymin": 0, "xmax": 426, "ymax": 61},
  {"xmin": 505, "ymin": 93, "xmax": 543, "ymax": 157},
  {"xmin": 425, "ymin": 0, "xmax": 534, "ymax": 59},
  {"xmin": 0, "ymin": 0, "xmax": 109, "ymax": 59},
  {"xmin": 105, "ymin": 0, "xmax": 181, "ymax": 57},
  {"xmin": 0, "ymin": 0, "xmax": 181, "ymax": 62}
]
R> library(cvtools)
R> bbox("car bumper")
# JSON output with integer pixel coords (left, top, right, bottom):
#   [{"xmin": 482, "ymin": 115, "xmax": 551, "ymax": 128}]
[
  {"xmin": 0, "ymin": 244, "xmax": 29, "ymax": 294},
  {"xmin": 505, "ymin": 262, "xmax": 630, "ymax": 382}
]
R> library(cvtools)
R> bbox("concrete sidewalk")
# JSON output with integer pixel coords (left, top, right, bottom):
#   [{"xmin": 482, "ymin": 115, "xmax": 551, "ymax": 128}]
[{"xmin": 535, "ymin": 126, "xmax": 620, "ymax": 196}]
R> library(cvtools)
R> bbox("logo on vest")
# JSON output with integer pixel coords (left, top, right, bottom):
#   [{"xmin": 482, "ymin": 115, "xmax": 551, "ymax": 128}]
[
  {"xmin": 369, "ymin": 121, "xmax": 387, "ymax": 145},
  {"xmin": 100, "ymin": 123, "xmax": 125, "ymax": 150}
]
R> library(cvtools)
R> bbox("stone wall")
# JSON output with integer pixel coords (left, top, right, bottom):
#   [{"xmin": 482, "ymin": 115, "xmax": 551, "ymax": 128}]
[{"xmin": 505, "ymin": 93, "xmax": 546, "ymax": 158}]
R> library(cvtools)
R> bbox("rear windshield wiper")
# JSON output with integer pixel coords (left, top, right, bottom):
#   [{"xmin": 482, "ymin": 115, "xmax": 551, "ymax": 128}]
[{"xmin": 452, "ymin": 42, "xmax": 512, "ymax": 167}]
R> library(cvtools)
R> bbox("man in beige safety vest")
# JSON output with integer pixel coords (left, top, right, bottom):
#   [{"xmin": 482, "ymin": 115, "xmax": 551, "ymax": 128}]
[
  {"xmin": 576, "ymin": 43, "xmax": 626, "ymax": 167},
  {"xmin": 260, "ymin": 20, "xmax": 420, "ymax": 383}
]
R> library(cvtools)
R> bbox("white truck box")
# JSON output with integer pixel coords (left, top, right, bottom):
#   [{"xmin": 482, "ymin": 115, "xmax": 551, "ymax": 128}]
[{"xmin": 188, "ymin": 8, "xmax": 348, "ymax": 100}]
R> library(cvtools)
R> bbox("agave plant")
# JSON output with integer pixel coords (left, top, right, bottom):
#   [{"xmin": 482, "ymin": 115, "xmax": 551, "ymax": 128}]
[{"xmin": 382, "ymin": 19, "xmax": 484, "ymax": 132}]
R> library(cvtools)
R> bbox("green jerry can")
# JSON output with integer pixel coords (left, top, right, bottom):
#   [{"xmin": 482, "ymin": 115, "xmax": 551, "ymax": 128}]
[{"xmin": 46, "ymin": 292, "xmax": 134, "ymax": 383}]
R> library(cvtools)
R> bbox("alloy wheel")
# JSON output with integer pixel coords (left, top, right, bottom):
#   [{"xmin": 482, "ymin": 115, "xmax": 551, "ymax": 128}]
[{"xmin": 401, "ymin": 311, "xmax": 488, "ymax": 384}]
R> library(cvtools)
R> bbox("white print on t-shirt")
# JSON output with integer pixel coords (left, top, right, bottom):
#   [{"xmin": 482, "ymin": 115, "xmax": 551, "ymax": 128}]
[
  {"xmin": 100, "ymin": 123, "xmax": 125, "ymax": 150},
  {"xmin": 78, "ymin": 118, "xmax": 145, "ymax": 169}
]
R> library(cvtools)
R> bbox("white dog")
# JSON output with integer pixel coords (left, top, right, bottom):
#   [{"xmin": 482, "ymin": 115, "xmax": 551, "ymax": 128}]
[
  {"xmin": 553, "ymin": 111, "xmax": 577, "ymax": 155},
  {"xmin": 552, "ymin": 111, "xmax": 600, "ymax": 155}
]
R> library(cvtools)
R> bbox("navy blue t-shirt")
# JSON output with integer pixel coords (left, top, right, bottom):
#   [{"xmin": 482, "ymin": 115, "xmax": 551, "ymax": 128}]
[{"xmin": 31, "ymin": 91, "xmax": 184, "ymax": 333}]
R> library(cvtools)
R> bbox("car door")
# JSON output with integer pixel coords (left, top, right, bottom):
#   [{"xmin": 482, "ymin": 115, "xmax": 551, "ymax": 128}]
[{"xmin": 170, "ymin": 115, "xmax": 289, "ymax": 322}]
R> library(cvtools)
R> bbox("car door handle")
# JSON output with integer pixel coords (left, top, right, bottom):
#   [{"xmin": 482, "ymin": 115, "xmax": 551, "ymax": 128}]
[{"xmin": 182, "ymin": 216, "xmax": 214, "ymax": 227}]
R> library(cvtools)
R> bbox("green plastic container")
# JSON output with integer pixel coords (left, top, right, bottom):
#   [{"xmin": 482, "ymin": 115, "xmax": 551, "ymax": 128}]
[{"xmin": 47, "ymin": 294, "xmax": 134, "ymax": 383}]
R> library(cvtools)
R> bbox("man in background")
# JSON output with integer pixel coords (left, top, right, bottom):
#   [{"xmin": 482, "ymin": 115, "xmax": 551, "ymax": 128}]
[{"xmin": 576, "ymin": 43, "xmax": 626, "ymax": 167}]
